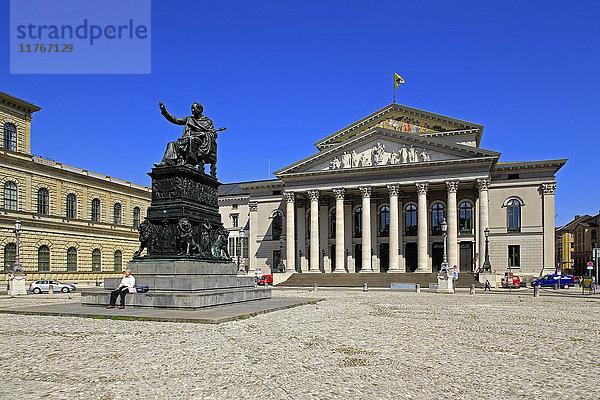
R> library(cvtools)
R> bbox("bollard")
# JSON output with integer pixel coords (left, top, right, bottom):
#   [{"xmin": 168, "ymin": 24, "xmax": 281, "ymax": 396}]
[
  {"xmin": 312, "ymin": 282, "xmax": 318, "ymax": 292},
  {"xmin": 469, "ymin": 284, "xmax": 475, "ymax": 295},
  {"xmin": 363, "ymin": 282, "xmax": 368, "ymax": 292},
  {"xmin": 533, "ymin": 285, "xmax": 539, "ymax": 297},
  {"xmin": 553, "ymin": 283, "xmax": 558, "ymax": 290},
  {"xmin": 415, "ymin": 283, "xmax": 420, "ymax": 293},
  {"xmin": 48, "ymin": 284, "xmax": 53, "ymax": 295}
]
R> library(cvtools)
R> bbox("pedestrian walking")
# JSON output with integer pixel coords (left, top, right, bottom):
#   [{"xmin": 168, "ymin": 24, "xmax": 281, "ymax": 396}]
[{"xmin": 484, "ymin": 279, "xmax": 491, "ymax": 291}]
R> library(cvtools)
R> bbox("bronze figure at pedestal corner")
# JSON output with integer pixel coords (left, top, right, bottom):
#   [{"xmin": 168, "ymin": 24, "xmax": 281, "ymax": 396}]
[{"xmin": 155, "ymin": 101, "xmax": 226, "ymax": 178}]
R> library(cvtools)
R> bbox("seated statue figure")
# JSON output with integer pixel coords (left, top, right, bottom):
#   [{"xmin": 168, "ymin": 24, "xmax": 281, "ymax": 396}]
[{"xmin": 155, "ymin": 101, "xmax": 225, "ymax": 177}]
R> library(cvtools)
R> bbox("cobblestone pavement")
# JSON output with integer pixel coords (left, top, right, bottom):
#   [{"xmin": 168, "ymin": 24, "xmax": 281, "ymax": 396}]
[{"xmin": 0, "ymin": 289, "xmax": 599, "ymax": 400}]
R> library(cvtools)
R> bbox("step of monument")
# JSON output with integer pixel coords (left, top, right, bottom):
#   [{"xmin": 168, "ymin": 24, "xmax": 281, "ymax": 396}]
[
  {"xmin": 104, "ymin": 275, "xmax": 255, "ymax": 292},
  {"xmin": 277, "ymin": 273, "xmax": 482, "ymax": 288},
  {"xmin": 126, "ymin": 261, "xmax": 237, "ymax": 276},
  {"xmin": 81, "ymin": 287, "xmax": 272, "ymax": 309}
]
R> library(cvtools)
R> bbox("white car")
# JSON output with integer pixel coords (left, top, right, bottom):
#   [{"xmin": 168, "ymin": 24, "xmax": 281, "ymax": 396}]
[{"xmin": 29, "ymin": 280, "xmax": 76, "ymax": 294}]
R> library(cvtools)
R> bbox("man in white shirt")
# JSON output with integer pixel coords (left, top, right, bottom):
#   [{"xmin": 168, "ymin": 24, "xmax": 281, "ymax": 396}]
[{"xmin": 106, "ymin": 269, "xmax": 135, "ymax": 309}]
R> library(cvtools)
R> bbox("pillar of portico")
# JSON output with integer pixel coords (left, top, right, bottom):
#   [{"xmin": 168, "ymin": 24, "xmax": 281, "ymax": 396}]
[
  {"xmin": 333, "ymin": 188, "xmax": 346, "ymax": 273},
  {"xmin": 284, "ymin": 192, "xmax": 295, "ymax": 273},
  {"xmin": 446, "ymin": 180, "xmax": 459, "ymax": 270},
  {"xmin": 416, "ymin": 182, "xmax": 430, "ymax": 272},
  {"xmin": 360, "ymin": 186, "xmax": 373, "ymax": 272},
  {"xmin": 477, "ymin": 179, "xmax": 490, "ymax": 269},
  {"xmin": 296, "ymin": 199, "xmax": 307, "ymax": 272},
  {"xmin": 319, "ymin": 197, "xmax": 329, "ymax": 272},
  {"xmin": 398, "ymin": 196, "xmax": 405, "ymax": 272},
  {"xmin": 308, "ymin": 190, "xmax": 320, "ymax": 272},
  {"xmin": 248, "ymin": 201, "xmax": 258, "ymax": 271},
  {"xmin": 387, "ymin": 184, "xmax": 401, "ymax": 272},
  {"xmin": 541, "ymin": 183, "xmax": 557, "ymax": 275}
]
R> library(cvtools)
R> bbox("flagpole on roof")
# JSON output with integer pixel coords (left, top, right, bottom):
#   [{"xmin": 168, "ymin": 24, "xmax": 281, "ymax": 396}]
[{"xmin": 393, "ymin": 69, "xmax": 396, "ymax": 104}]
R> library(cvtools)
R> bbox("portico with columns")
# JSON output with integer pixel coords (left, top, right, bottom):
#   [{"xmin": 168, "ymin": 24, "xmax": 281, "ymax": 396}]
[{"xmin": 231, "ymin": 103, "xmax": 565, "ymax": 278}]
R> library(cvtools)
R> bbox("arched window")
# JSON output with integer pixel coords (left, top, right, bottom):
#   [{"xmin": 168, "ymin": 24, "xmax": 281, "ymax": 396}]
[
  {"xmin": 91, "ymin": 199, "xmax": 100, "ymax": 222},
  {"xmin": 272, "ymin": 212, "xmax": 282, "ymax": 240},
  {"xmin": 133, "ymin": 207, "xmax": 141, "ymax": 228},
  {"xmin": 330, "ymin": 209, "xmax": 336, "ymax": 238},
  {"xmin": 92, "ymin": 249, "xmax": 101, "ymax": 271},
  {"xmin": 114, "ymin": 250, "xmax": 122, "ymax": 272},
  {"xmin": 354, "ymin": 207, "xmax": 362, "ymax": 238},
  {"xmin": 113, "ymin": 203, "xmax": 122, "ymax": 225},
  {"xmin": 66, "ymin": 193, "xmax": 77, "ymax": 219},
  {"xmin": 431, "ymin": 203, "xmax": 445, "ymax": 235},
  {"xmin": 405, "ymin": 204, "xmax": 417, "ymax": 235},
  {"xmin": 506, "ymin": 199, "xmax": 521, "ymax": 232},
  {"xmin": 67, "ymin": 247, "xmax": 77, "ymax": 271},
  {"xmin": 3, "ymin": 123, "xmax": 16, "ymax": 151},
  {"xmin": 4, "ymin": 243, "xmax": 16, "ymax": 271},
  {"xmin": 38, "ymin": 245, "xmax": 50, "ymax": 271},
  {"xmin": 458, "ymin": 201, "xmax": 473, "ymax": 233},
  {"xmin": 592, "ymin": 230, "xmax": 597, "ymax": 240},
  {"xmin": 37, "ymin": 188, "xmax": 49, "ymax": 215},
  {"xmin": 379, "ymin": 206, "xmax": 390, "ymax": 236},
  {"xmin": 3, "ymin": 181, "xmax": 17, "ymax": 210}
]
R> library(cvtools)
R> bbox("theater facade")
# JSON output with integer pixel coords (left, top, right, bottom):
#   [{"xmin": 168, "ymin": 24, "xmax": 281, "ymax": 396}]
[{"xmin": 221, "ymin": 103, "xmax": 565, "ymax": 277}]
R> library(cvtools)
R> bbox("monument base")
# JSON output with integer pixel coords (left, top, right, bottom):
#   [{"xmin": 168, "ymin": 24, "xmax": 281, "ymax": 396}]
[
  {"xmin": 81, "ymin": 260, "xmax": 271, "ymax": 309},
  {"xmin": 436, "ymin": 270, "xmax": 455, "ymax": 294},
  {"xmin": 8, "ymin": 273, "xmax": 27, "ymax": 296}
]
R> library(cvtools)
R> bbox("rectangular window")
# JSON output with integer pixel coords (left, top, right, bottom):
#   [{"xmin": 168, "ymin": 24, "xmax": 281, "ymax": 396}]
[
  {"xmin": 242, "ymin": 237, "xmax": 249, "ymax": 259},
  {"xmin": 273, "ymin": 250, "xmax": 281, "ymax": 271},
  {"xmin": 232, "ymin": 214, "xmax": 239, "ymax": 228},
  {"xmin": 228, "ymin": 237, "xmax": 235, "ymax": 257},
  {"xmin": 507, "ymin": 174, "xmax": 520, "ymax": 180},
  {"xmin": 508, "ymin": 245, "xmax": 520, "ymax": 268},
  {"xmin": 232, "ymin": 204, "xmax": 238, "ymax": 210}
]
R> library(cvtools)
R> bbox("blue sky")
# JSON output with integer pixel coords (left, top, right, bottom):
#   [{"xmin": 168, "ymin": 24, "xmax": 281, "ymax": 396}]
[{"xmin": 1, "ymin": 0, "xmax": 598, "ymax": 226}]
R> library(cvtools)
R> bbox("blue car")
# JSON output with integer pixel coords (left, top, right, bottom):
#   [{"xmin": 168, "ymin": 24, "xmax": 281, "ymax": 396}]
[{"xmin": 532, "ymin": 274, "xmax": 575, "ymax": 289}]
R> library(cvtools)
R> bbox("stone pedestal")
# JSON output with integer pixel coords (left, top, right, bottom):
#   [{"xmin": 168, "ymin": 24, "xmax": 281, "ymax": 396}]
[
  {"xmin": 81, "ymin": 260, "xmax": 271, "ymax": 309},
  {"xmin": 479, "ymin": 272, "xmax": 501, "ymax": 288},
  {"xmin": 436, "ymin": 270, "xmax": 454, "ymax": 294},
  {"xmin": 8, "ymin": 273, "xmax": 27, "ymax": 296}
]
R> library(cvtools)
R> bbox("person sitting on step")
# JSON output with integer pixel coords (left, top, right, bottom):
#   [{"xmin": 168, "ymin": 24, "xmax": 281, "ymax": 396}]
[{"xmin": 106, "ymin": 270, "xmax": 136, "ymax": 309}]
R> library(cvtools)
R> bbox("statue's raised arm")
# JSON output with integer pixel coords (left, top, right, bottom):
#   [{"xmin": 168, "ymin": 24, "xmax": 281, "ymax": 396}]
[{"xmin": 159, "ymin": 102, "xmax": 186, "ymax": 125}]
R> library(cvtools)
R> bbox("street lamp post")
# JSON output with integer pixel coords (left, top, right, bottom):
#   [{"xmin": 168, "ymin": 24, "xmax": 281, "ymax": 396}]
[
  {"xmin": 345, "ymin": 248, "xmax": 349, "ymax": 273},
  {"xmin": 13, "ymin": 219, "xmax": 23, "ymax": 273},
  {"xmin": 441, "ymin": 219, "xmax": 449, "ymax": 272},
  {"xmin": 279, "ymin": 237, "xmax": 285, "ymax": 273},
  {"xmin": 297, "ymin": 249, "xmax": 302, "ymax": 273},
  {"xmin": 321, "ymin": 249, "xmax": 325, "ymax": 273},
  {"xmin": 237, "ymin": 232, "xmax": 245, "ymax": 275},
  {"xmin": 483, "ymin": 227, "xmax": 492, "ymax": 271}
]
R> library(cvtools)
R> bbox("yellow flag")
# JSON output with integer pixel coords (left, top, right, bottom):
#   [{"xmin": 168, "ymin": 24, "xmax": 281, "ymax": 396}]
[{"xmin": 394, "ymin": 72, "xmax": 405, "ymax": 90}]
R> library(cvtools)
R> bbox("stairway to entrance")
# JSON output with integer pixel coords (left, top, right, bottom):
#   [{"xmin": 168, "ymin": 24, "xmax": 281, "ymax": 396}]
[{"xmin": 277, "ymin": 273, "xmax": 482, "ymax": 288}]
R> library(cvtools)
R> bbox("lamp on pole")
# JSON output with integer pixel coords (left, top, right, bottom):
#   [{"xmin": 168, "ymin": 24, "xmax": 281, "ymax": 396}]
[
  {"xmin": 236, "ymin": 231, "xmax": 245, "ymax": 275},
  {"xmin": 483, "ymin": 227, "xmax": 492, "ymax": 271},
  {"xmin": 345, "ymin": 248, "xmax": 349, "ymax": 273},
  {"xmin": 441, "ymin": 218, "xmax": 448, "ymax": 272},
  {"xmin": 320, "ymin": 249, "xmax": 325, "ymax": 273},
  {"xmin": 297, "ymin": 249, "xmax": 302, "ymax": 273},
  {"xmin": 13, "ymin": 219, "xmax": 23, "ymax": 273},
  {"xmin": 279, "ymin": 236, "xmax": 285, "ymax": 273}
]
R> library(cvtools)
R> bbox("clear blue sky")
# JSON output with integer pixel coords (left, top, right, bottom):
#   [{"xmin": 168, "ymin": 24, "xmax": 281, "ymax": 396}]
[{"xmin": 1, "ymin": 1, "xmax": 598, "ymax": 226}]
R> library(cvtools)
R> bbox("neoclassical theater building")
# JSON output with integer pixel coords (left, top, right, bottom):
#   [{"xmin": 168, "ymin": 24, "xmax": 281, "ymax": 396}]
[{"xmin": 221, "ymin": 103, "xmax": 565, "ymax": 277}]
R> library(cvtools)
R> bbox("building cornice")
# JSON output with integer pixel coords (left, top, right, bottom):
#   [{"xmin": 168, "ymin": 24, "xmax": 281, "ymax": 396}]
[
  {"xmin": 493, "ymin": 159, "xmax": 567, "ymax": 174},
  {"xmin": 0, "ymin": 91, "xmax": 42, "ymax": 115}
]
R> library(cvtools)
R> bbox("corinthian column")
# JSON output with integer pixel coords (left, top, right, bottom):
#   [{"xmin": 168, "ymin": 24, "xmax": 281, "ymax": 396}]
[
  {"xmin": 477, "ymin": 179, "xmax": 490, "ymax": 269},
  {"xmin": 284, "ymin": 192, "xmax": 295, "ymax": 273},
  {"xmin": 416, "ymin": 182, "xmax": 430, "ymax": 272},
  {"xmin": 308, "ymin": 190, "xmax": 320, "ymax": 272},
  {"xmin": 387, "ymin": 184, "xmax": 401, "ymax": 272},
  {"xmin": 360, "ymin": 186, "xmax": 372, "ymax": 272},
  {"xmin": 333, "ymin": 188, "xmax": 346, "ymax": 273},
  {"xmin": 446, "ymin": 180, "xmax": 459, "ymax": 270},
  {"xmin": 541, "ymin": 182, "xmax": 557, "ymax": 275}
]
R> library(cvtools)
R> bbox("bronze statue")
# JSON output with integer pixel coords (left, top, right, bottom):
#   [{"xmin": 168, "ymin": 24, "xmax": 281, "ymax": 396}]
[
  {"xmin": 133, "ymin": 219, "xmax": 153, "ymax": 257},
  {"xmin": 155, "ymin": 101, "xmax": 226, "ymax": 177}
]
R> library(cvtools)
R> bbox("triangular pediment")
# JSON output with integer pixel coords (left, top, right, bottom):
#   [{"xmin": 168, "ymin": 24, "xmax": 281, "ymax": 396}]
[
  {"xmin": 314, "ymin": 103, "xmax": 484, "ymax": 150},
  {"xmin": 275, "ymin": 127, "xmax": 499, "ymax": 176}
]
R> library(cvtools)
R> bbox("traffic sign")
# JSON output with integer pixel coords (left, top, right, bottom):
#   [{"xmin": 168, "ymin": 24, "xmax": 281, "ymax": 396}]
[{"xmin": 587, "ymin": 261, "xmax": 594, "ymax": 267}]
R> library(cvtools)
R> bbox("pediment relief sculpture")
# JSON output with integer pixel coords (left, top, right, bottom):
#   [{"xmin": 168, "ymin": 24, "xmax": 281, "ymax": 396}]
[{"xmin": 329, "ymin": 142, "xmax": 432, "ymax": 170}]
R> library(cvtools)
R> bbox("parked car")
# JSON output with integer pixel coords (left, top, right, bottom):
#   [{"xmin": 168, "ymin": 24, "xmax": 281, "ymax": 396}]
[
  {"xmin": 531, "ymin": 274, "xmax": 575, "ymax": 289},
  {"xmin": 257, "ymin": 274, "xmax": 273, "ymax": 286},
  {"xmin": 501, "ymin": 273, "xmax": 521, "ymax": 288},
  {"xmin": 29, "ymin": 280, "xmax": 76, "ymax": 294}
]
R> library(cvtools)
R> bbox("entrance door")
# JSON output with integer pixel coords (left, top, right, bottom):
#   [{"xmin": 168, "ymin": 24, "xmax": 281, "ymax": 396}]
[
  {"xmin": 405, "ymin": 243, "xmax": 417, "ymax": 272},
  {"xmin": 432, "ymin": 242, "xmax": 443, "ymax": 272},
  {"xmin": 459, "ymin": 242, "xmax": 473, "ymax": 273},
  {"xmin": 379, "ymin": 243, "xmax": 389, "ymax": 273},
  {"xmin": 330, "ymin": 244, "xmax": 336, "ymax": 272},
  {"xmin": 354, "ymin": 244, "xmax": 362, "ymax": 273}
]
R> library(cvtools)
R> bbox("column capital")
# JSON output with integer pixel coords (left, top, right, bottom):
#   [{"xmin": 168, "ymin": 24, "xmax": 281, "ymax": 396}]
[
  {"xmin": 541, "ymin": 182, "xmax": 556, "ymax": 195},
  {"xmin": 333, "ymin": 188, "xmax": 345, "ymax": 200},
  {"xmin": 445, "ymin": 180, "xmax": 459, "ymax": 193},
  {"xmin": 476, "ymin": 178, "xmax": 491, "ymax": 191},
  {"xmin": 249, "ymin": 201, "xmax": 258, "ymax": 212},
  {"xmin": 359, "ymin": 186, "xmax": 372, "ymax": 198},
  {"xmin": 307, "ymin": 189, "xmax": 320, "ymax": 202},
  {"xmin": 284, "ymin": 192, "xmax": 295, "ymax": 203},
  {"xmin": 415, "ymin": 182, "xmax": 429, "ymax": 195},
  {"xmin": 387, "ymin": 184, "xmax": 400, "ymax": 197}
]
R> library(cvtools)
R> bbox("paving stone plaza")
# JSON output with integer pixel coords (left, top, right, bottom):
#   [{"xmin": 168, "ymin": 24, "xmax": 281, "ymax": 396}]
[{"xmin": 1, "ymin": 289, "xmax": 598, "ymax": 400}]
